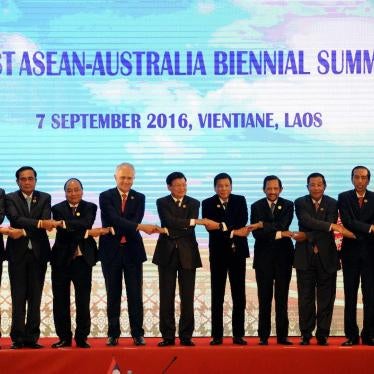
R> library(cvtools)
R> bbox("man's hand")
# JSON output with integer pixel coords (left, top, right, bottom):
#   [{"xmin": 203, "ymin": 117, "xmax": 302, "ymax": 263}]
[
  {"xmin": 292, "ymin": 231, "xmax": 307, "ymax": 242},
  {"xmin": 88, "ymin": 227, "xmax": 111, "ymax": 237},
  {"xmin": 203, "ymin": 219, "xmax": 220, "ymax": 231},
  {"xmin": 331, "ymin": 223, "xmax": 344, "ymax": 234},
  {"xmin": 342, "ymin": 227, "xmax": 356, "ymax": 240},
  {"xmin": 281, "ymin": 231, "xmax": 293, "ymax": 238},
  {"xmin": 0, "ymin": 227, "xmax": 10, "ymax": 235},
  {"xmin": 233, "ymin": 226, "xmax": 251, "ymax": 237},
  {"xmin": 246, "ymin": 222, "xmax": 263, "ymax": 232},
  {"xmin": 40, "ymin": 219, "xmax": 60, "ymax": 231},
  {"xmin": 154, "ymin": 225, "xmax": 167, "ymax": 234},
  {"xmin": 137, "ymin": 223, "xmax": 157, "ymax": 235},
  {"xmin": 7, "ymin": 228, "xmax": 25, "ymax": 240}
]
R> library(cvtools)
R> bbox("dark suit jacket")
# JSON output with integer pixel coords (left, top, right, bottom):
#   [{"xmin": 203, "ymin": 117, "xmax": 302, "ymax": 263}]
[
  {"xmin": 294, "ymin": 194, "xmax": 339, "ymax": 274},
  {"xmin": 251, "ymin": 197, "xmax": 294, "ymax": 269},
  {"xmin": 202, "ymin": 194, "xmax": 249, "ymax": 259},
  {"xmin": 99, "ymin": 188, "xmax": 146, "ymax": 265},
  {"xmin": 338, "ymin": 189, "xmax": 374, "ymax": 261},
  {"xmin": 51, "ymin": 200, "xmax": 98, "ymax": 267},
  {"xmin": 152, "ymin": 195, "xmax": 202, "ymax": 270},
  {"xmin": 5, "ymin": 190, "xmax": 51, "ymax": 263},
  {"xmin": 0, "ymin": 188, "xmax": 5, "ymax": 262}
]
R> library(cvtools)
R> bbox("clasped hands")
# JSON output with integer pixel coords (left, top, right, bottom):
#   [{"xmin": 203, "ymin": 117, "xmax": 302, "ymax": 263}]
[{"xmin": 0, "ymin": 226, "xmax": 25, "ymax": 239}]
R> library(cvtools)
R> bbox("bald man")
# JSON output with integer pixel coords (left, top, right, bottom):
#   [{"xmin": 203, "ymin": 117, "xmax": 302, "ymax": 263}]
[{"xmin": 51, "ymin": 178, "xmax": 110, "ymax": 348}]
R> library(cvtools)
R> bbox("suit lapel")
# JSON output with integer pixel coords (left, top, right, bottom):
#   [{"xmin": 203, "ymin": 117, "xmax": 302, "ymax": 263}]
[
  {"xmin": 349, "ymin": 190, "xmax": 361, "ymax": 216},
  {"xmin": 29, "ymin": 191, "xmax": 40, "ymax": 215},
  {"xmin": 17, "ymin": 190, "xmax": 31, "ymax": 216},
  {"xmin": 261, "ymin": 198, "xmax": 274, "ymax": 221},
  {"xmin": 272, "ymin": 198, "xmax": 282, "ymax": 219}
]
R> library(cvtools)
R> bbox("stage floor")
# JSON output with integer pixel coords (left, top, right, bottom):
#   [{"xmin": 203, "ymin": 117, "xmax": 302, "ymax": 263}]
[{"xmin": 0, "ymin": 337, "xmax": 373, "ymax": 374}]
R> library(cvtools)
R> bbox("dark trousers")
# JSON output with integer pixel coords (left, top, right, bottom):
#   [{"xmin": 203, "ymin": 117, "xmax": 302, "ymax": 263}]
[
  {"xmin": 342, "ymin": 254, "xmax": 374, "ymax": 340},
  {"xmin": 158, "ymin": 248, "xmax": 196, "ymax": 340},
  {"xmin": 0, "ymin": 261, "xmax": 2, "ymax": 338},
  {"xmin": 101, "ymin": 246, "xmax": 144, "ymax": 338},
  {"xmin": 255, "ymin": 260, "xmax": 292, "ymax": 340},
  {"xmin": 52, "ymin": 257, "xmax": 92, "ymax": 341},
  {"xmin": 296, "ymin": 254, "xmax": 336, "ymax": 339},
  {"xmin": 210, "ymin": 254, "xmax": 246, "ymax": 338},
  {"xmin": 8, "ymin": 251, "xmax": 47, "ymax": 343}
]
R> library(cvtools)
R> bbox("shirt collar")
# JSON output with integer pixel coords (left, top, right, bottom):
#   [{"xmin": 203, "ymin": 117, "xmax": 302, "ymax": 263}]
[
  {"xmin": 117, "ymin": 188, "xmax": 128, "ymax": 198},
  {"xmin": 21, "ymin": 192, "xmax": 33, "ymax": 199},
  {"xmin": 267, "ymin": 199, "xmax": 278, "ymax": 207}
]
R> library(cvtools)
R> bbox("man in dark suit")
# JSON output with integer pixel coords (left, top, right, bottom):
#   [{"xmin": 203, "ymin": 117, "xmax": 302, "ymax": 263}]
[
  {"xmin": 202, "ymin": 172, "xmax": 250, "ymax": 346},
  {"xmin": 51, "ymin": 178, "xmax": 110, "ymax": 349},
  {"xmin": 99, "ymin": 163, "xmax": 156, "ymax": 347},
  {"xmin": 0, "ymin": 188, "xmax": 6, "ymax": 347},
  {"xmin": 5, "ymin": 166, "xmax": 57, "ymax": 349},
  {"xmin": 338, "ymin": 165, "xmax": 374, "ymax": 346},
  {"xmin": 293, "ymin": 172, "xmax": 346, "ymax": 346},
  {"xmin": 251, "ymin": 175, "xmax": 294, "ymax": 345},
  {"xmin": 153, "ymin": 171, "xmax": 210, "ymax": 347}
]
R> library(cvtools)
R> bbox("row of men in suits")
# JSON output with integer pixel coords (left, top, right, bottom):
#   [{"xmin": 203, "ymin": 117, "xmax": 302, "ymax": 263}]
[{"xmin": 0, "ymin": 165, "xmax": 373, "ymax": 349}]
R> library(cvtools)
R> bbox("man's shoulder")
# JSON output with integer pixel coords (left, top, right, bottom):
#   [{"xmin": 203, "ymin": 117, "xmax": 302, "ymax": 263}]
[
  {"xmin": 294, "ymin": 195, "xmax": 309, "ymax": 206},
  {"xmin": 338, "ymin": 190, "xmax": 352, "ymax": 199},
  {"xmin": 202, "ymin": 195, "xmax": 217, "ymax": 205},
  {"xmin": 34, "ymin": 190, "xmax": 51, "ymax": 199},
  {"xmin": 100, "ymin": 188, "xmax": 117, "ymax": 197},
  {"xmin": 52, "ymin": 200, "xmax": 66, "ymax": 210},
  {"xmin": 322, "ymin": 194, "xmax": 337, "ymax": 204},
  {"xmin": 6, "ymin": 190, "xmax": 18, "ymax": 199},
  {"xmin": 129, "ymin": 189, "xmax": 145, "ymax": 200},
  {"xmin": 251, "ymin": 197, "xmax": 267, "ymax": 207},
  {"xmin": 80, "ymin": 199, "xmax": 98, "ymax": 210},
  {"xmin": 229, "ymin": 193, "xmax": 246, "ymax": 203},
  {"xmin": 184, "ymin": 195, "xmax": 200, "ymax": 205}
]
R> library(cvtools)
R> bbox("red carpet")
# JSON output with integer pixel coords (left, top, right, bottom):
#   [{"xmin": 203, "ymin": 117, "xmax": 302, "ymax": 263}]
[{"xmin": 0, "ymin": 337, "xmax": 373, "ymax": 373}]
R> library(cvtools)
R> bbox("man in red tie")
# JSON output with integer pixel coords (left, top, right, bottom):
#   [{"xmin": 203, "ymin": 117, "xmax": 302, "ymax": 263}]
[
  {"xmin": 99, "ymin": 163, "xmax": 156, "ymax": 347},
  {"xmin": 338, "ymin": 166, "xmax": 374, "ymax": 346}
]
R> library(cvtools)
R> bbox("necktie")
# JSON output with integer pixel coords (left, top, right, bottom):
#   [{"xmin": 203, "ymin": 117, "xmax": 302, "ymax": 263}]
[
  {"xmin": 313, "ymin": 201, "xmax": 320, "ymax": 254},
  {"xmin": 358, "ymin": 196, "xmax": 364, "ymax": 208},
  {"xmin": 271, "ymin": 203, "xmax": 276, "ymax": 214},
  {"xmin": 120, "ymin": 194, "xmax": 127, "ymax": 244},
  {"xmin": 71, "ymin": 205, "xmax": 80, "ymax": 259},
  {"xmin": 26, "ymin": 196, "xmax": 32, "ymax": 212},
  {"xmin": 26, "ymin": 196, "xmax": 32, "ymax": 249},
  {"xmin": 223, "ymin": 201, "xmax": 228, "ymax": 210},
  {"xmin": 121, "ymin": 194, "xmax": 127, "ymax": 213},
  {"xmin": 176, "ymin": 199, "xmax": 181, "ymax": 207}
]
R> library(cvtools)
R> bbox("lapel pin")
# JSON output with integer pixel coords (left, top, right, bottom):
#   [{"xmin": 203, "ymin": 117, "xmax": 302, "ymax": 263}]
[
  {"xmin": 216, "ymin": 204, "xmax": 221, "ymax": 208},
  {"xmin": 76, "ymin": 212, "xmax": 80, "ymax": 216},
  {"xmin": 131, "ymin": 196, "xmax": 134, "ymax": 200},
  {"xmin": 364, "ymin": 199, "xmax": 368, "ymax": 203},
  {"xmin": 32, "ymin": 199, "xmax": 37, "ymax": 204},
  {"xmin": 182, "ymin": 204, "xmax": 186, "ymax": 208},
  {"xmin": 278, "ymin": 205, "xmax": 282, "ymax": 210},
  {"xmin": 320, "ymin": 207, "xmax": 324, "ymax": 211}
]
